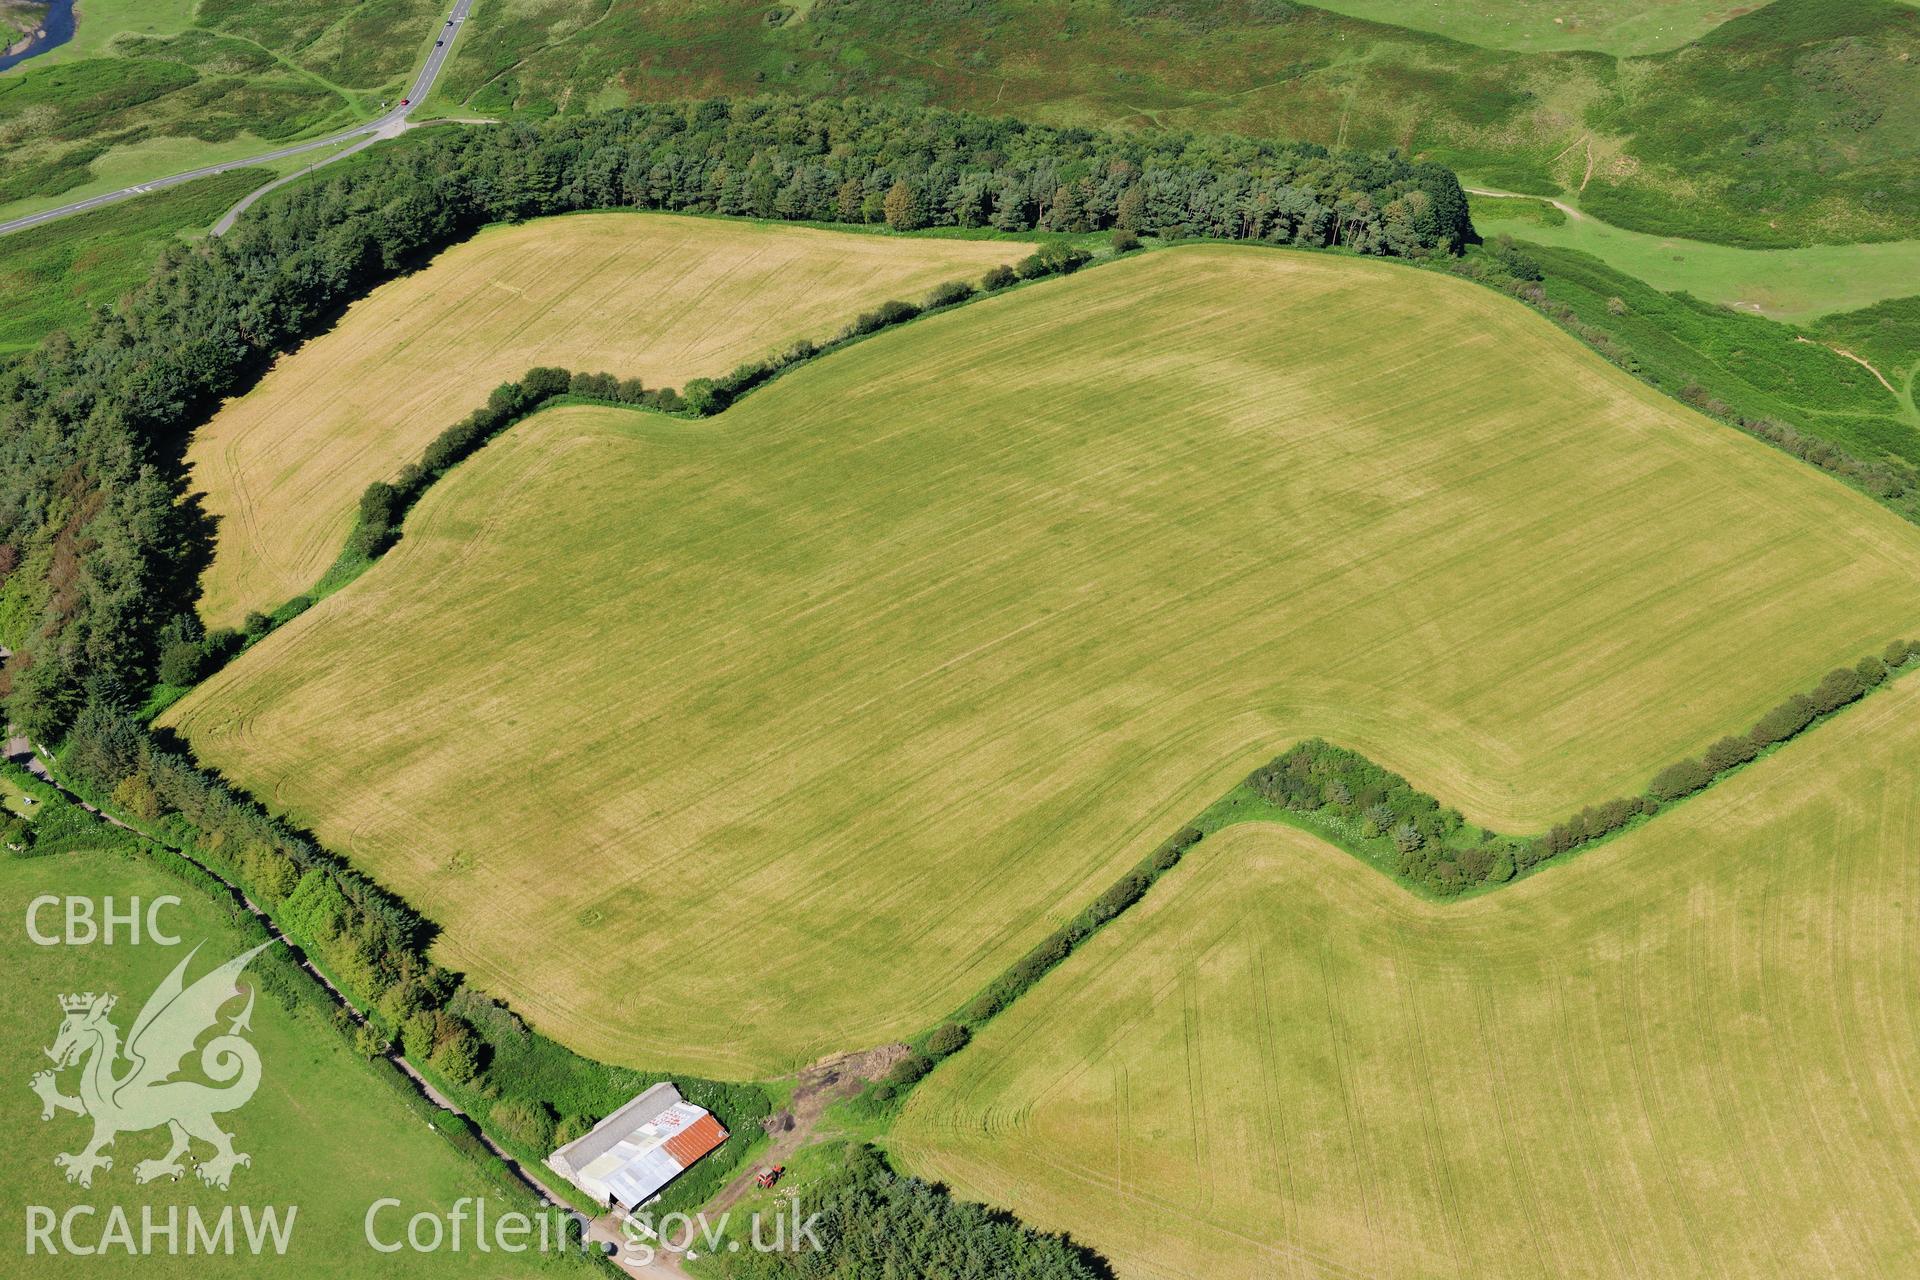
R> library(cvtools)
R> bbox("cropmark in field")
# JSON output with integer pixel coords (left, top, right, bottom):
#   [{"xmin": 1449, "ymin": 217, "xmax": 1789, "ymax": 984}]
[
  {"xmin": 165, "ymin": 245, "xmax": 1920, "ymax": 1078},
  {"xmin": 187, "ymin": 212, "xmax": 1022, "ymax": 624}
]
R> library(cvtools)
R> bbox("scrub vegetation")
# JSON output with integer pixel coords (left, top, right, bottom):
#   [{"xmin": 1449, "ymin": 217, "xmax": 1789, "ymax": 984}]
[
  {"xmin": 163, "ymin": 245, "xmax": 1920, "ymax": 1077},
  {"xmin": 0, "ymin": 0, "xmax": 439, "ymax": 219},
  {"xmin": 0, "ymin": 166, "xmax": 263, "ymax": 355},
  {"xmin": 707, "ymin": 1143, "xmax": 1106, "ymax": 1279}
]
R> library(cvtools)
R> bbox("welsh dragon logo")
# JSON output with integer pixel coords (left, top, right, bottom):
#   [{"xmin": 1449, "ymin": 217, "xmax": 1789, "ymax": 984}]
[{"xmin": 30, "ymin": 941, "xmax": 272, "ymax": 1190}]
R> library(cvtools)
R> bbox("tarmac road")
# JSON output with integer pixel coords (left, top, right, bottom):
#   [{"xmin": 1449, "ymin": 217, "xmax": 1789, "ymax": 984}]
[{"xmin": 0, "ymin": 0, "xmax": 474, "ymax": 238}]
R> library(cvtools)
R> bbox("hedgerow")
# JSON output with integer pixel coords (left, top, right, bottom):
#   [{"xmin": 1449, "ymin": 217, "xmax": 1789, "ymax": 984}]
[
  {"xmin": 903, "ymin": 637, "xmax": 1920, "ymax": 1091},
  {"xmin": 1263, "ymin": 641, "xmax": 1920, "ymax": 899},
  {"xmin": 0, "ymin": 95, "xmax": 1466, "ymax": 743},
  {"xmin": 48, "ymin": 713, "xmax": 775, "ymax": 1212}
]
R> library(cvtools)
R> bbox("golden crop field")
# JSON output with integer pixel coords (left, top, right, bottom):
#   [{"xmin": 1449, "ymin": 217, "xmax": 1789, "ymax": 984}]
[
  {"xmin": 891, "ymin": 675, "xmax": 1920, "ymax": 1280},
  {"xmin": 164, "ymin": 245, "xmax": 1920, "ymax": 1078},
  {"xmin": 186, "ymin": 213, "xmax": 1022, "ymax": 625}
]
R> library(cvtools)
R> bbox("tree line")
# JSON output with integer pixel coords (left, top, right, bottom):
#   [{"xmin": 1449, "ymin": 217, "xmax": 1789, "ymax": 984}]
[
  {"xmin": 0, "ymin": 94, "xmax": 1468, "ymax": 745},
  {"xmin": 714, "ymin": 1143, "xmax": 1110, "ymax": 1280},
  {"xmin": 44, "ymin": 706, "xmax": 774, "ymax": 1211}
]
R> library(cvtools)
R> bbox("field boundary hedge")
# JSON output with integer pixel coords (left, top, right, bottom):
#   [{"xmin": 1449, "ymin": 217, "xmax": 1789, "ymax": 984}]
[
  {"xmin": 0, "ymin": 790, "xmax": 574, "ymax": 1232},
  {"xmin": 36, "ymin": 712, "xmax": 774, "ymax": 1223},
  {"xmin": 844, "ymin": 639, "xmax": 1920, "ymax": 1116},
  {"xmin": 151, "ymin": 238, "xmax": 1114, "ymax": 691}
]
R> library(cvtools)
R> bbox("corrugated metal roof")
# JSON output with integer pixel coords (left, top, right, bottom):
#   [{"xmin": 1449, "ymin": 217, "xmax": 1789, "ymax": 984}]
[
  {"xmin": 549, "ymin": 1081, "xmax": 683, "ymax": 1176},
  {"xmin": 662, "ymin": 1113, "xmax": 728, "ymax": 1167},
  {"xmin": 545, "ymin": 1084, "xmax": 730, "ymax": 1210},
  {"xmin": 603, "ymin": 1146, "xmax": 686, "ymax": 1209}
]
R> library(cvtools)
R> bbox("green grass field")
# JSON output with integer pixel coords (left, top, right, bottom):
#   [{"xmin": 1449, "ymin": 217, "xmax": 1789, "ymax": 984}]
[
  {"xmin": 1, "ymin": 771, "xmax": 35, "ymax": 816},
  {"xmin": 185, "ymin": 212, "xmax": 1022, "ymax": 625},
  {"xmin": 164, "ymin": 244, "xmax": 1920, "ymax": 1078},
  {"xmin": 1469, "ymin": 193, "xmax": 1920, "ymax": 324},
  {"xmin": 891, "ymin": 671, "xmax": 1920, "ymax": 1280},
  {"xmin": 0, "ymin": 166, "xmax": 266, "ymax": 355},
  {"xmin": 0, "ymin": 845, "xmax": 580, "ymax": 1277}
]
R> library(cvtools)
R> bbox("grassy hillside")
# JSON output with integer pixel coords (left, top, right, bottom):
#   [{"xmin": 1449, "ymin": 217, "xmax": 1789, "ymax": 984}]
[
  {"xmin": 1818, "ymin": 293, "xmax": 1920, "ymax": 404},
  {"xmin": 0, "ymin": 166, "xmax": 264, "ymax": 355},
  {"xmin": 1, "ymin": 844, "xmax": 578, "ymax": 1277},
  {"xmin": 1308, "ymin": 0, "xmax": 1742, "ymax": 54},
  {"xmin": 186, "ymin": 212, "xmax": 1022, "ymax": 625},
  {"xmin": 164, "ymin": 245, "xmax": 1920, "ymax": 1076},
  {"xmin": 429, "ymin": 0, "xmax": 1919, "ymax": 248},
  {"xmin": 1504, "ymin": 240, "xmax": 1920, "ymax": 471},
  {"xmin": 0, "ymin": 0, "xmax": 436, "ymax": 221},
  {"xmin": 1468, "ymin": 193, "xmax": 1920, "ymax": 324},
  {"xmin": 1580, "ymin": 0, "xmax": 1920, "ymax": 245},
  {"xmin": 891, "ymin": 674, "xmax": 1920, "ymax": 1280}
]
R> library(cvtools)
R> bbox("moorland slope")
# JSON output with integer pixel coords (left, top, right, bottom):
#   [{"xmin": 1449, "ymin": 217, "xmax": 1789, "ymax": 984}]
[{"xmin": 433, "ymin": 0, "xmax": 1920, "ymax": 247}]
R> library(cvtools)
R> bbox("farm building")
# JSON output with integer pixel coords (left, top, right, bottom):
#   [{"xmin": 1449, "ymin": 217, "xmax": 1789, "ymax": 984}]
[{"xmin": 545, "ymin": 1082, "xmax": 728, "ymax": 1213}]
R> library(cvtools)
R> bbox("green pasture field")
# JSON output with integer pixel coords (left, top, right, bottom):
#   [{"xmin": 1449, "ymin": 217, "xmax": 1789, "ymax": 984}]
[
  {"xmin": 0, "ymin": 167, "xmax": 266, "ymax": 355},
  {"xmin": 0, "ymin": 846, "xmax": 582, "ymax": 1278},
  {"xmin": 429, "ymin": 0, "xmax": 1920, "ymax": 249},
  {"xmin": 1, "ymin": 771, "xmax": 34, "ymax": 816},
  {"xmin": 891, "ymin": 672, "xmax": 1920, "ymax": 1280},
  {"xmin": 1469, "ymin": 192, "xmax": 1920, "ymax": 324},
  {"xmin": 164, "ymin": 244, "xmax": 1920, "ymax": 1078},
  {"xmin": 25, "ymin": 0, "xmax": 197, "ymax": 60}
]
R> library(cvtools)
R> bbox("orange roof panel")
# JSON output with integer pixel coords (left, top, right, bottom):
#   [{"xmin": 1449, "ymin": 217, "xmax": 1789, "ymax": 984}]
[{"xmin": 663, "ymin": 1113, "xmax": 728, "ymax": 1168}]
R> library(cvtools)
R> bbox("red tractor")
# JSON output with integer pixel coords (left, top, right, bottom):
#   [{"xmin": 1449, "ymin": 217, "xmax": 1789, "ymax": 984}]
[{"xmin": 754, "ymin": 1165, "xmax": 785, "ymax": 1189}]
